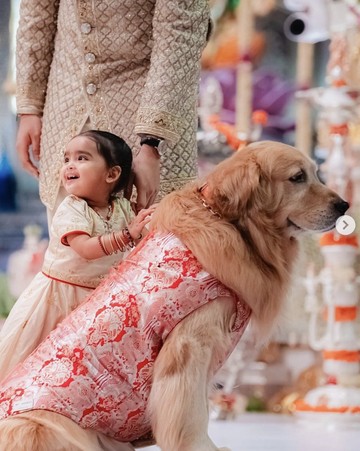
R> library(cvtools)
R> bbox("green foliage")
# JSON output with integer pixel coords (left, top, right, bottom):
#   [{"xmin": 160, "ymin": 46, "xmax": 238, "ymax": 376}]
[
  {"xmin": 246, "ymin": 394, "xmax": 267, "ymax": 412},
  {"xmin": 227, "ymin": 0, "xmax": 240, "ymax": 13}
]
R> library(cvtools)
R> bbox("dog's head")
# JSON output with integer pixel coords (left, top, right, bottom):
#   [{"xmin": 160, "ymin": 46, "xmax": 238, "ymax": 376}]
[{"xmin": 205, "ymin": 141, "xmax": 348, "ymax": 238}]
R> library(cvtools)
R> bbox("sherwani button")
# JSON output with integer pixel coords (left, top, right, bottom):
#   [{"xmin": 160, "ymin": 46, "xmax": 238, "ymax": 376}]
[
  {"xmin": 86, "ymin": 83, "xmax": 97, "ymax": 95},
  {"xmin": 85, "ymin": 52, "xmax": 96, "ymax": 63},
  {"xmin": 81, "ymin": 22, "xmax": 92, "ymax": 34}
]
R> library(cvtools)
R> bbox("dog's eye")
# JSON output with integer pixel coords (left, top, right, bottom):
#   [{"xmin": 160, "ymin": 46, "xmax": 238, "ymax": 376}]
[{"xmin": 289, "ymin": 170, "xmax": 306, "ymax": 183}]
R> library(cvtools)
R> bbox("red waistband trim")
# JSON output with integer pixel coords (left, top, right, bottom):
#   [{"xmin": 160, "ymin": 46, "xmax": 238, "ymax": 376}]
[{"xmin": 42, "ymin": 272, "xmax": 96, "ymax": 290}]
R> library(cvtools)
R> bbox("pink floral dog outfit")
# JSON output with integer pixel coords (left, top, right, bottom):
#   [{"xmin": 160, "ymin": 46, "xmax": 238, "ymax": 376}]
[{"xmin": 0, "ymin": 232, "xmax": 251, "ymax": 442}]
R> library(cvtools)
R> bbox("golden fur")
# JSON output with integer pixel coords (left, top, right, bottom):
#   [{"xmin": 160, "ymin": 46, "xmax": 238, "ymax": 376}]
[
  {"xmin": 151, "ymin": 141, "xmax": 347, "ymax": 340},
  {"xmin": 0, "ymin": 141, "xmax": 348, "ymax": 451}
]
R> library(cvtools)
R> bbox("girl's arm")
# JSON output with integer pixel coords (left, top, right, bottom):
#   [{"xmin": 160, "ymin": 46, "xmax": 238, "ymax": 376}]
[
  {"xmin": 66, "ymin": 233, "xmax": 109, "ymax": 260},
  {"xmin": 65, "ymin": 205, "xmax": 156, "ymax": 260}
]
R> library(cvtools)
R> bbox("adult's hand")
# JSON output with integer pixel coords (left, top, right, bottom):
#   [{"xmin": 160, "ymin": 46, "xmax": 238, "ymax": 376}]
[
  {"xmin": 16, "ymin": 114, "xmax": 42, "ymax": 178},
  {"xmin": 130, "ymin": 145, "xmax": 160, "ymax": 212}
]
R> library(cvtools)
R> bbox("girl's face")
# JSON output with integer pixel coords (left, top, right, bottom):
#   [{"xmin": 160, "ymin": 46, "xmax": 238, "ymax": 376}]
[{"xmin": 61, "ymin": 136, "xmax": 118, "ymax": 203}]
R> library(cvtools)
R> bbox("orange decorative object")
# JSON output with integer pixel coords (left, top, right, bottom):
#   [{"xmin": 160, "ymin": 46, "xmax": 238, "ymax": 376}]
[
  {"xmin": 329, "ymin": 123, "xmax": 349, "ymax": 136},
  {"xmin": 207, "ymin": 110, "xmax": 268, "ymax": 151},
  {"xmin": 319, "ymin": 231, "xmax": 358, "ymax": 247},
  {"xmin": 252, "ymin": 109, "xmax": 268, "ymax": 125},
  {"xmin": 322, "ymin": 350, "xmax": 360, "ymax": 362},
  {"xmin": 331, "ymin": 79, "xmax": 347, "ymax": 88},
  {"xmin": 208, "ymin": 114, "xmax": 243, "ymax": 150},
  {"xmin": 323, "ymin": 306, "xmax": 358, "ymax": 322},
  {"xmin": 295, "ymin": 399, "xmax": 360, "ymax": 413},
  {"xmin": 201, "ymin": 25, "xmax": 266, "ymax": 70}
]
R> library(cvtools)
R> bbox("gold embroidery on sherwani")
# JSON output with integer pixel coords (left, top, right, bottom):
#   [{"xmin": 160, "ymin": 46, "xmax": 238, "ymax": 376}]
[{"xmin": 16, "ymin": 0, "xmax": 210, "ymax": 209}]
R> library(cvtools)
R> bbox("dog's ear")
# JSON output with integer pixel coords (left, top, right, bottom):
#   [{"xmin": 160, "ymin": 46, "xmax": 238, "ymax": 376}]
[{"xmin": 209, "ymin": 155, "xmax": 262, "ymax": 219}]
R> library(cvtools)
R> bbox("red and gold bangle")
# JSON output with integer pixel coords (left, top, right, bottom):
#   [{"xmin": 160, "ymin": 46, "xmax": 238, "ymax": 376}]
[
  {"xmin": 98, "ymin": 235, "xmax": 109, "ymax": 256},
  {"xmin": 107, "ymin": 233, "xmax": 117, "ymax": 254},
  {"xmin": 102, "ymin": 235, "xmax": 112, "ymax": 255},
  {"xmin": 113, "ymin": 232, "xmax": 125, "ymax": 252}
]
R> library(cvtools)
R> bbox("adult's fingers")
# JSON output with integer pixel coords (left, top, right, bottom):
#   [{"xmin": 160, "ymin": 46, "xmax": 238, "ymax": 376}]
[
  {"xmin": 16, "ymin": 136, "xmax": 39, "ymax": 178},
  {"xmin": 136, "ymin": 190, "xmax": 157, "ymax": 212},
  {"xmin": 135, "ymin": 194, "xmax": 146, "ymax": 213},
  {"xmin": 30, "ymin": 130, "xmax": 41, "ymax": 162},
  {"xmin": 132, "ymin": 149, "xmax": 160, "ymax": 212},
  {"xmin": 124, "ymin": 171, "xmax": 135, "ymax": 201},
  {"xmin": 16, "ymin": 115, "xmax": 42, "ymax": 178}
]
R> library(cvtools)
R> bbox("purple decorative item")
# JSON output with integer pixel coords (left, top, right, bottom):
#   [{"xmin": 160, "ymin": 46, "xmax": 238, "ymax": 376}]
[{"xmin": 200, "ymin": 68, "xmax": 296, "ymax": 140}]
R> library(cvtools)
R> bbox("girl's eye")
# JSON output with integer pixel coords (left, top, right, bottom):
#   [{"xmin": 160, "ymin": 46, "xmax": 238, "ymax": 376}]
[
  {"xmin": 289, "ymin": 170, "xmax": 306, "ymax": 183},
  {"xmin": 78, "ymin": 155, "xmax": 88, "ymax": 161},
  {"xmin": 64, "ymin": 157, "xmax": 69, "ymax": 163}
]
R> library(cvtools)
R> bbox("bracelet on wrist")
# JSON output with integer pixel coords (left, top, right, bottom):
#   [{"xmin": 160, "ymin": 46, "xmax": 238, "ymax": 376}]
[
  {"xmin": 99, "ymin": 231, "xmax": 136, "ymax": 255},
  {"xmin": 98, "ymin": 235, "xmax": 110, "ymax": 256}
]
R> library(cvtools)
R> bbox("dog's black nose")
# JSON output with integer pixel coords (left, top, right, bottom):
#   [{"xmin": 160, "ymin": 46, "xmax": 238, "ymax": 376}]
[{"xmin": 334, "ymin": 200, "xmax": 349, "ymax": 215}]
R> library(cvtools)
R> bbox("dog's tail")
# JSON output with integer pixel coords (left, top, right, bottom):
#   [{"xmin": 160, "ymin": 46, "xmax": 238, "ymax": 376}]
[{"xmin": 0, "ymin": 411, "xmax": 98, "ymax": 451}]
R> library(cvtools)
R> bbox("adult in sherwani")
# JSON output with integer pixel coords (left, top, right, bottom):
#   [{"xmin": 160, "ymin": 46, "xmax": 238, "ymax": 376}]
[{"xmin": 15, "ymin": 0, "xmax": 210, "ymax": 220}]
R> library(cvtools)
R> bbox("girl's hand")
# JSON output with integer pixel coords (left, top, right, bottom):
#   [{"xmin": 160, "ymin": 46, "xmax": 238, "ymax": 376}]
[{"xmin": 127, "ymin": 204, "xmax": 158, "ymax": 240}]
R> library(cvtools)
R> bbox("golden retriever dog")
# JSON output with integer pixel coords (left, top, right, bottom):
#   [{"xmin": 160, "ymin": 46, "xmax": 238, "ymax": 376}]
[{"xmin": 0, "ymin": 141, "xmax": 348, "ymax": 451}]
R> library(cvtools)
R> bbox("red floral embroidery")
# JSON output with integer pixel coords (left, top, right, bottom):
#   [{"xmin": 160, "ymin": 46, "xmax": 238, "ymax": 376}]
[{"xmin": 0, "ymin": 232, "xmax": 251, "ymax": 442}]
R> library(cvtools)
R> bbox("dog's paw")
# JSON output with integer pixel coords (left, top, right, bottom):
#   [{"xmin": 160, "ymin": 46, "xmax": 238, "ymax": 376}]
[{"xmin": 218, "ymin": 448, "xmax": 231, "ymax": 451}]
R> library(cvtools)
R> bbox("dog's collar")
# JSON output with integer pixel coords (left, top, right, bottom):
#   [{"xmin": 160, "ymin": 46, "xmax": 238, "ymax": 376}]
[{"xmin": 197, "ymin": 184, "xmax": 222, "ymax": 219}]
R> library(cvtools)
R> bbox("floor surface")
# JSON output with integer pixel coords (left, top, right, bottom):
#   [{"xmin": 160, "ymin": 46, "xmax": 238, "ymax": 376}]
[{"xmin": 142, "ymin": 413, "xmax": 360, "ymax": 451}]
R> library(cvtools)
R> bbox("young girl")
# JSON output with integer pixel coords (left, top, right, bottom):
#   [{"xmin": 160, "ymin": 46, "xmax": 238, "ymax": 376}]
[{"xmin": 0, "ymin": 130, "xmax": 155, "ymax": 381}]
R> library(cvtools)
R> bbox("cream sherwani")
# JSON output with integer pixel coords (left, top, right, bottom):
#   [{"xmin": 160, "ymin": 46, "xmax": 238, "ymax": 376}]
[{"xmin": 16, "ymin": 0, "xmax": 210, "ymax": 209}]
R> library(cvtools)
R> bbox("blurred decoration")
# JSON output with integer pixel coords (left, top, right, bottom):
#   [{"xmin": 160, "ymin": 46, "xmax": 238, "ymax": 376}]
[
  {"xmin": 293, "ymin": 13, "xmax": 360, "ymax": 424},
  {"xmin": 198, "ymin": 68, "xmax": 295, "ymax": 150},
  {"xmin": 210, "ymin": 330, "xmax": 296, "ymax": 419},
  {"xmin": 322, "ymin": 130, "xmax": 352, "ymax": 202},
  {"xmin": 210, "ymin": 391, "xmax": 248, "ymax": 420},
  {"xmin": 283, "ymin": 0, "xmax": 331, "ymax": 43},
  {"xmin": 198, "ymin": 73, "xmax": 269, "ymax": 150},
  {"xmin": 297, "ymin": 29, "xmax": 360, "ymax": 203},
  {"xmin": 268, "ymin": 364, "xmax": 325, "ymax": 414},
  {"xmin": 297, "ymin": 80, "xmax": 360, "ymax": 130},
  {"xmin": 285, "ymin": 0, "xmax": 360, "ymax": 154},
  {"xmin": 202, "ymin": 15, "xmax": 266, "ymax": 70},
  {"xmin": 200, "ymin": 0, "xmax": 293, "ymax": 159},
  {"xmin": 197, "ymin": 75, "xmax": 232, "ymax": 158},
  {"xmin": 283, "ymin": 0, "xmax": 359, "ymax": 44},
  {"xmin": 246, "ymin": 392, "xmax": 267, "ymax": 412},
  {"xmin": 210, "ymin": 327, "xmax": 260, "ymax": 420},
  {"xmin": 205, "ymin": 108, "xmax": 268, "ymax": 151},
  {"xmin": 205, "ymin": 0, "xmax": 276, "ymax": 70},
  {"xmin": 296, "ymin": 233, "xmax": 360, "ymax": 423},
  {"xmin": 7, "ymin": 224, "xmax": 47, "ymax": 300},
  {"xmin": 0, "ymin": 273, "xmax": 15, "ymax": 318},
  {"xmin": 0, "ymin": 133, "xmax": 17, "ymax": 212}
]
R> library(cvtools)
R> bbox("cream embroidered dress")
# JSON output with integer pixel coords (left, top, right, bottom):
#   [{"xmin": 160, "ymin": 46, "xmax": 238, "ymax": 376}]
[{"xmin": 0, "ymin": 195, "xmax": 134, "ymax": 382}]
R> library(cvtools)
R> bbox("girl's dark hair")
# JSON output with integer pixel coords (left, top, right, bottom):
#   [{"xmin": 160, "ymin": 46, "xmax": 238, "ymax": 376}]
[{"xmin": 78, "ymin": 130, "xmax": 132, "ymax": 194}]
